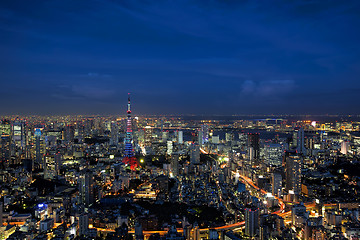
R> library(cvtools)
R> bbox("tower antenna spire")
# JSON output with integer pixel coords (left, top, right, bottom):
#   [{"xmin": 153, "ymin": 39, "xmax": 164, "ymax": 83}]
[
  {"xmin": 127, "ymin": 93, "xmax": 131, "ymax": 114},
  {"xmin": 123, "ymin": 93, "xmax": 138, "ymax": 170}
]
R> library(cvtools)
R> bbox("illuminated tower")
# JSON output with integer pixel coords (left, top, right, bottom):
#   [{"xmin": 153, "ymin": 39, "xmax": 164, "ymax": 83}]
[
  {"xmin": 124, "ymin": 93, "xmax": 134, "ymax": 158},
  {"xmin": 122, "ymin": 94, "xmax": 139, "ymax": 170}
]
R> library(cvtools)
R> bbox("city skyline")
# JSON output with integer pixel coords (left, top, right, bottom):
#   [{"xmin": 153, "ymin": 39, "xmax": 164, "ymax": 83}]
[
  {"xmin": 1, "ymin": 1, "xmax": 360, "ymax": 115},
  {"xmin": 1, "ymin": 2, "xmax": 360, "ymax": 238}
]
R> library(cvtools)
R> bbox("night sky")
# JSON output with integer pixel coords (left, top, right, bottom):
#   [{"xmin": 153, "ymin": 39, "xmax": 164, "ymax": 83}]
[{"xmin": 1, "ymin": 0, "xmax": 360, "ymax": 115}]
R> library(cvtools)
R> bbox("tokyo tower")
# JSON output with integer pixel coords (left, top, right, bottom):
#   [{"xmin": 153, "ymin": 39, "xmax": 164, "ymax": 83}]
[{"xmin": 122, "ymin": 93, "xmax": 139, "ymax": 170}]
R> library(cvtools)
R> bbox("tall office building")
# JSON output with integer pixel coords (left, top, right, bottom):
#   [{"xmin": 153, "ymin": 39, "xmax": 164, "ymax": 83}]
[
  {"xmin": 0, "ymin": 134, "xmax": 10, "ymax": 168},
  {"xmin": 0, "ymin": 120, "xmax": 11, "ymax": 135},
  {"xmin": 79, "ymin": 170, "xmax": 94, "ymax": 208},
  {"xmin": 12, "ymin": 119, "xmax": 26, "ymax": 150},
  {"xmin": 34, "ymin": 128, "xmax": 44, "ymax": 169},
  {"xmin": 225, "ymin": 132, "xmax": 234, "ymax": 142},
  {"xmin": 44, "ymin": 153, "xmax": 61, "ymax": 179},
  {"xmin": 170, "ymin": 154, "xmax": 179, "ymax": 176},
  {"xmin": 285, "ymin": 153, "xmax": 302, "ymax": 195},
  {"xmin": 271, "ymin": 172, "xmax": 282, "ymax": 198},
  {"xmin": 190, "ymin": 143, "xmax": 200, "ymax": 164},
  {"xmin": 0, "ymin": 202, "xmax": 3, "ymax": 226},
  {"xmin": 144, "ymin": 126, "xmax": 152, "ymax": 147},
  {"xmin": 263, "ymin": 143, "xmax": 283, "ymax": 166},
  {"xmin": 293, "ymin": 127, "xmax": 306, "ymax": 154},
  {"xmin": 340, "ymin": 140, "xmax": 350, "ymax": 154},
  {"xmin": 78, "ymin": 213, "xmax": 89, "ymax": 236},
  {"xmin": 178, "ymin": 131, "xmax": 183, "ymax": 144},
  {"xmin": 248, "ymin": 133, "xmax": 260, "ymax": 164},
  {"xmin": 110, "ymin": 121, "xmax": 119, "ymax": 147},
  {"xmin": 63, "ymin": 124, "xmax": 75, "ymax": 142},
  {"xmin": 245, "ymin": 207, "xmax": 259, "ymax": 237},
  {"xmin": 167, "ymin": 141, "xmax": 173, "ymax": 155},
  {"xmin": 198, "ymin": 124, "xmax": 209, "ymax": 145}
]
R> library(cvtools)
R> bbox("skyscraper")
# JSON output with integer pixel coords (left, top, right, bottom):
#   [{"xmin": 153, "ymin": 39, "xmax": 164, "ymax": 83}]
[
  {"xmin": 293, "ymin": 127, "xmax": 306, "ymax": 154},
  {"xmin": 170, "ymin": 153, "xmax": 179, "ymax": 177},
  {"xmin": 285, "ymin": 152, "xmax": 302, "ymax": 195},
  {"xmin": 35, "ymin": 128, "xmax": 43, "ymax": 169},
  {"xmin": 12, "ymin": 119, "xmax": 26, "ymax": 150},
  {"xmin": 248, "ymin": 133, "xmax": 260, "ymax": 164},
  {"xmin": 340, "ymin": 140, "xmax": 350, "ymax": 154},
  {"xmin": 0, "ymin": 134, "xmax": 10, "ymax": 168},
  {"xmin": 144, "ymin": 126, "xmax": 152, "ymax": 147},
  {"xmin": 0, "ymin": 120, "xmax": 11, "ymax": 135},
  {"xmin": 190, "ymin": 143, "xmax": 200, "ymax": 164},
  {"xmin": 178, "ymin": 130, "xmax": 183, "ymax": 144},
  {"xmin": 167, "ymin": 141, "xmax": 173, "ymax": 155},
  {"xmin": 78, "ymin": 213, "xmax": 89, "ymax": 236},
  {"xmin": 198, "ymin": 124, "xmax": 209, "ymax": 145},
  {"xmin": 245, "ymin": 207, "xmax": 259, "ymax": 237},
  {"xmin": 79, "ymin": 170, "xmax": 94, "ymax": 208},
  {"xmin": 272, "ymin": 172, "xmax": 282, "ymax": 198},
  {"xmin": 0, "ymin": 202, "xmax": 3, "ymax": 227},
  {"xmin": 122, "ymin": 94, "xmax": 139, "ymax": 170},
  {"xmin": 110, "ymin": 121, "xmax": 119, "ymax": 147}
]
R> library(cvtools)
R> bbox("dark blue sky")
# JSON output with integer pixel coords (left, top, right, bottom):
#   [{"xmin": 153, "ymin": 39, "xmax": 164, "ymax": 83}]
[{"xmin": 1, "ymin": 0, "xmax": 360, "ymax": 115}]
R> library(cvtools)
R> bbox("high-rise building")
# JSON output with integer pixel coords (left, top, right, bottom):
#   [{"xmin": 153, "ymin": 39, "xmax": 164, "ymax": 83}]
[
  {"xmin": 293, "ymin": 127, "xmax": 306, "ymax": 154},
  {"xmin": 44, "ymin": 153, "xmax": 61, "ymax": 179},
  {"xmin": 0, "ymin": 202, "xmax": 3, "ymax": 226},
  {"xmin": 167, "ymin": 141, "xmax": 173, "ymax": 155},
  {"xmin": 225, "ymin": 132, "xmax": 234, "ymax": 142},
  {"xmin": 248, "ymin": 133, "xmax": 260, "ymax": 164},
  {"xmin": 144, "ymin": 126, "xmax": 152, "ymax": 147},
  {"xmin": 190, "ymin": 143, "xmax": 200, "ymax": 164},
  {"xmin": 340, "ymin": 140, "xmax": 350, "ymax": 154},
  {"xmin": 78, "ymin": 213, "xmax": 89, "ymax": 236},
  {"xmin": 285, "ymin": 152, "xmax": 302, "ymax": 195},
  {"xmin": 79, "ymin": 170, "xmax": 94, "ymax": 207},
  {"xmin": 110, "ymin": 121, "xmax": 119, "ymax": 147},
  {"xmin": 245, "ymin": 207, "xmax": 259, "ymax": 237},
  {"xmin": 272, "ymin": 172, "xmax": 282, "ymax": 198},
  {"xmin": 178, "ymin": 131, "xmax": 183, "ymax": 144},
  {"xmin": 12, "ymin": 119, "xmax": 26, "ymax": 150},
  {"xmin": 0, "ymin": 134, "xmax": 10, "ymax": 168},
  {"xmin": 63, "ymin": 124, "xmax": 75, "ymax": 142},
  {"xmin": 0, "ymin": 120, "xmax": 11, "ymax": 135},
  {"xmin": 263, "ymin": 143, "xmax": 283, "ymax": 166},
  {"xmin": 170, "ymin": 154, "xmax": 179, "ymax": 177},
  {"xmin": 34, "ymin": 128, "xmax": 44, "ymax": 169},
  {"xmin": 198, "ymin": 124, "xmax": 209, "ymax": 145}
]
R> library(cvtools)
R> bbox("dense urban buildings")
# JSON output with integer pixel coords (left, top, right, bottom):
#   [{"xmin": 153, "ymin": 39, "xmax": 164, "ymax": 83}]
[
  {"xmin": 1, "ymin": 0, "xmax": 360, "ymax": 239},
  {"xmin": 0, "ymin": 96, "xmax": 360, "ymax": 239}
]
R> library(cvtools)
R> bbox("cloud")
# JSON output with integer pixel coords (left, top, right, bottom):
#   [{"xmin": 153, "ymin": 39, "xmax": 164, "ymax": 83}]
[
  {"xmin": 241, "ymin": 80, "xmax": 295, "ymax": 96},
  {"xmin": 71, "ymin": 85, "xmax": 115, "ymax": 99},
  {"xmin": 52, "ymin": 73, "xmax": 117, "ymax": 100}
]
